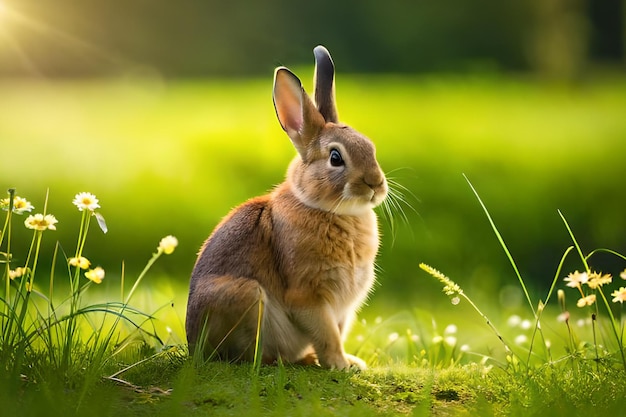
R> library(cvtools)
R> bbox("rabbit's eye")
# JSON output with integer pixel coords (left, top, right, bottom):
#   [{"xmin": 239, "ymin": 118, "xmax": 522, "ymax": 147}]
[{"xmin": 329, "ymin": 149, "xmax": 344, "ymax": 167}]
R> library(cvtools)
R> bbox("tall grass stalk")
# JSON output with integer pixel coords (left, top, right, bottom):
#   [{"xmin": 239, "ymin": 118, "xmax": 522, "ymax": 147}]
[
  {"xmin": 463, "ymin": 175, "xmax": 535, "ymax": 316},
  {"xmin": 463, "ymin": 175, "xmax": 553, "ymax": 366},
  {"xmin": 523, "ymin": 245, "xmax": 574, "ymax": 366},
  {"xmin": 419, "ymin": 263, "xmax": 516, "ymax": 363},
  {"xmin": 251, "ymin": 288, "xmax": 265, "ymax": 375}
]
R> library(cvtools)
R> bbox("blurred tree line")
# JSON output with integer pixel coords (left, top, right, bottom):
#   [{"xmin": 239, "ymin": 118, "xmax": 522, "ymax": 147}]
[{"xmin": 0, "ymin": 0, "xmax": 623, "ymax": 79}]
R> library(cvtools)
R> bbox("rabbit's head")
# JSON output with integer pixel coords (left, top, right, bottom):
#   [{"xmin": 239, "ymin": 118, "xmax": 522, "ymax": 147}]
[{"xmin": 273, "ymin": 46, "xmax": 387, "ymax": 216}]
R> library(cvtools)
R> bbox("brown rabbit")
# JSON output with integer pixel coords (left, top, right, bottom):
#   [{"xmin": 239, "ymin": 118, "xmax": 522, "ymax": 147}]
[{"xmin": 185, "ymin": 46, "xmax": 387, "ymax": 370}]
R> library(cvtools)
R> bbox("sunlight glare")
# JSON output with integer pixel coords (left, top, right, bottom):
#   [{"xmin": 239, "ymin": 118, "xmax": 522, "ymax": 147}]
[{"xmin": 0, "ymin": 1, "xmax": 11, "ymax": 29}]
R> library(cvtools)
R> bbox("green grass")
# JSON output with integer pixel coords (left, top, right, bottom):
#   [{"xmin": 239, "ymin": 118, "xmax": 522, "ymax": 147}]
[
  {"xmin": 119, "ymin": 361, "xmax": 626, "ymax": 416},
  {"xmin": 4, "ymin": 358, "xmax": 626, "ymax": 416},
  {"xmin": 2, "ymin": 184, "xmax": 626, "ymax": 416},
  {"xmin": 2, "ymin": 75, "xmax": 626, "ymax": 415}
]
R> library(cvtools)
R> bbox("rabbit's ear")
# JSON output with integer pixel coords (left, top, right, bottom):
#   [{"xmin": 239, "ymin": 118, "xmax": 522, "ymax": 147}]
[
  {"xmin": 313, "ymin": 45, "xmax": 338, "ymax": 123},
  {"xmin": 273, "ymin": 67, "xmax": 325, "ymax": 159}
]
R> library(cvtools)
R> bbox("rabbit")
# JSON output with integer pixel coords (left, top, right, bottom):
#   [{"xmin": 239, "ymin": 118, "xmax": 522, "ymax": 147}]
[{"xmin": 185, "ymin": 45, "xmax": 387, "ymax": 370}]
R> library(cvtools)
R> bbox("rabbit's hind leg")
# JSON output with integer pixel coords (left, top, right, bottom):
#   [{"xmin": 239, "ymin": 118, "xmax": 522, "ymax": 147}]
[{"xmin": 186, "ymin": 275, "xmax": 265, "ymax": 362}]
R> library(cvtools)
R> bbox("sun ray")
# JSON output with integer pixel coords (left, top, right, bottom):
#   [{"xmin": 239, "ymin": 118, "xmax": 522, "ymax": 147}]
[{"xmin": 0, "ymin": 1, "xmax": 133, "ymax": 76}]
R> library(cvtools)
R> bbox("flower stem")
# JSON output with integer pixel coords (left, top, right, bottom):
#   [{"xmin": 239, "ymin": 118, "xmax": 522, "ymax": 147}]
[
  {"xmin": 559, "ymin": 210, "xmax": 626, "ymax": 371},
  {"xmin": 28, "ymin": 231, "xmax": 43, "ymax": 291},
  {"xmin": 0, "ymin": 188, "xmax": 15, "ymax": 250},
  {"xmin": 125, "ymin": 251, "xmax": 162, "ymax": 305},
  {"xmin": 597, "ymin": 287, "xmax": 626, "ymax": 371},
  {"xmin": 2, "ymin": 189, "xmax": 14, "ymax": 319}
]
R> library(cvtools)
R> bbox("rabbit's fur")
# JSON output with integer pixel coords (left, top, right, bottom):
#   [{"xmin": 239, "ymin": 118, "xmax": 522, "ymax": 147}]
[{"xmin": 185, "ymin": 46, "xmax": 387, "ymax": 370}]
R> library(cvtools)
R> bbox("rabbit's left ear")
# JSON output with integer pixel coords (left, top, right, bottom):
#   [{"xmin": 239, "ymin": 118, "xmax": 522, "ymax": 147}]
[
  {"xmin": 313, "ymin": 45, "xmax": 338, "ymax": 123},
  {"xmin": 273, "ymin": 67, "xmax": 325, "ymax": 160}
]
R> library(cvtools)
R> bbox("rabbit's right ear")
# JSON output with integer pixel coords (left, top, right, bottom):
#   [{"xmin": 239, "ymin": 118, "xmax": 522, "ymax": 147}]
[
  {"xmin": 273, "ymin": 67, "xmax": 326, "ymax": 160},
  {"xmin": 313, "ymin": 45, "xmax": 338, "ymax": 123}
]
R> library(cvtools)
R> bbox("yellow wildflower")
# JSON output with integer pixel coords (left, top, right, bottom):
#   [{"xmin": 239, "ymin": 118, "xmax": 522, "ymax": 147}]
[
  {"xmin": 1, "ymin": 196, "xmax": 34, "ymax": 214},
  {"xmin": 576, "ymin": 294, "xmax": 596, "ymax": 308},
  {"xmin": 13, "ymin": 197, "xmax": 34, "ymax": 214},
  {"xmin": 73, "ymin": 192, "xmax": 100, "ymax": 212},
  {"xmin": 587, "ymin": 272, "xmax": 612, "ymax": 289},
  {"xmin": 24, "ymin": 214, "xmax": 58, "ymax": 231},
  {"xmin": 612, "ymin": 287, "xmax": 626, "ymax": 304},
  {"xmin": 564, "ymin": 271, "xmax": 588, "ymax": 288},
  {"xmin": 158, "ymin": 235, "xmax": 178, "ymax": 255},
  {"xmin": 68, "ymin": 256, "xmax": 91, "ymax": 270},
  {"xmin": 8, "ymin": 267, "xmax": 29, "ymax": 280},
  {"xmin": 85, "ymin": 267, "xmax": 105, "ymax": 284}
]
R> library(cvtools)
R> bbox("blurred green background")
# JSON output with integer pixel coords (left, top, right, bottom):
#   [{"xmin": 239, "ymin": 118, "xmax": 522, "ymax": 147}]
[{"xmin": 1, "ymin": 1, "xmax": 625, "ymax": 325}]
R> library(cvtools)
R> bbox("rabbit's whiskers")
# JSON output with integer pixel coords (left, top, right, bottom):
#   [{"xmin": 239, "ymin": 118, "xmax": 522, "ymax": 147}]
[{"xmin": 377, "ymin": 175, "xmax": 419, "ymax": 244}]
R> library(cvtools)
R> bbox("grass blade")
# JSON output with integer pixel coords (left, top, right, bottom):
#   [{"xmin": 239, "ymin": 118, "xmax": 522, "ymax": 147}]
[{"xmin": 464, "ymin": 174, "xmax": 535, "ymax": 316}]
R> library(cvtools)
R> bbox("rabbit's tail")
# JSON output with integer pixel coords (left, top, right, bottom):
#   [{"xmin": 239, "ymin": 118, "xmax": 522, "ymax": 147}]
[{"xmin": 186, "ymin": 275, "xmax": 266, "ymax": 362}]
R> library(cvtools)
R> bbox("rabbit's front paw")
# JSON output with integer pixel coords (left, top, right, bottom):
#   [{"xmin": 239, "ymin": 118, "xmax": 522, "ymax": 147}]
[
  {"xmin": 345, "ymin": 354, "xmax": 367, "ymax": 371},
  {"xmin": 323, "ymin": 353, "xmax": 367, "ymax": 371}
]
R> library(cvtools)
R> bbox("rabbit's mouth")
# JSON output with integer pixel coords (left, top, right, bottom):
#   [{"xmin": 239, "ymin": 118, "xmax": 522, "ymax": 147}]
[
  {"xmin": 336, "ymin": 182, "xmax": 387, "ymax": 215},
  {"xmin": 370, "ymin": 189, "xmax": 387, "ymax": 206},
  {"xmin": 350, "ymin": 179, "xmax": 388, "ymax": 206}
]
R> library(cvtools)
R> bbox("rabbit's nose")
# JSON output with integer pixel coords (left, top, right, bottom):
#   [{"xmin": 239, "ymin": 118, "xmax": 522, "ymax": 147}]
[{"xmin": 364, "ymin": 171, "xmax": 385, "ymax": 189}]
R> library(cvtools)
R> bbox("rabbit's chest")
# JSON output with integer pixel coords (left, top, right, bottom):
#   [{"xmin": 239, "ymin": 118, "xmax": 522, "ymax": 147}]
[
  {"xmin": 279, "ymin": 210, "xmax": 379, "ymax": 307},
  {"xmin": 310, "ymin": 212, "xmax": 377, "ymax": 267}
]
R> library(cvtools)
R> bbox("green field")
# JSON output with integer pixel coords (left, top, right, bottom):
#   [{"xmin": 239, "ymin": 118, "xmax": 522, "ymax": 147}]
[
  {"xmin": 3, "ymin": 75, "xmax": 626, "ymax": 307},
  {"xmin": 2, "ymin": 74, "xmax": 626, "ymax": 415}
]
